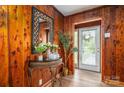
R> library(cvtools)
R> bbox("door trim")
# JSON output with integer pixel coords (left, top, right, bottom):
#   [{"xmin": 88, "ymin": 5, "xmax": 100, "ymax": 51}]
[
  {"xmin": 78, "ymin": 25, "xmax": 101, "ymax": 72},
  {"xmin": 73, "ymin": 19, "xmax": 105, "ymax": 81}
]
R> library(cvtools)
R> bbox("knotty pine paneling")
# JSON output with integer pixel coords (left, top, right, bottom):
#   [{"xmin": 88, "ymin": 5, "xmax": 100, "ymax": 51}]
[
  {"xmin": 0, "ymin": 6, "xmax": 9, "ymax": 86},
  {"xmin": 23, "ymin": 6, "xmax": 32, "ymax": 86},
  {"xmin": 0, "ymin": 5, "xmax": 64, "ymax": 87},
  {"xmin": 54, "ymin": 9, "xmax": 64, "ymax": 44},
  {"xmin": 115, "ymin": 6, "xmax": 124, "ymax": 82},
  {"xmin": 64, "ymin": 5, "xmax": 124, "ymax": 84},
  {"xmin": 8, "ymin": 6, "xmax": 25, "ymax": 86},
  {"xmin": 1, "ymin": 5, "xmax": 124, "ymax": 86}
]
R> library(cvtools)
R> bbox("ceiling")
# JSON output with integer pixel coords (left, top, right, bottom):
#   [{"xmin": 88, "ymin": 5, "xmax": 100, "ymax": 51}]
[{"xmin": 54, "ymin": 5, "xmax": 102, "ymax": 16}]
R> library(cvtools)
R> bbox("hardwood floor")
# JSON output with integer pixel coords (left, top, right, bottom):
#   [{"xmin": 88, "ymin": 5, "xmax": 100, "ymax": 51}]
[{"xmin": 62, "ymin": 69, "xmax": 111, "ymax": 87}]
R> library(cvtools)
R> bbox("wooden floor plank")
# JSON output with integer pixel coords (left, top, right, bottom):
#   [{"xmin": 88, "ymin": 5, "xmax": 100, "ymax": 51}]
[{"xmin": 62, "ymin": 69, "xmax": 111, "ymax": 87}]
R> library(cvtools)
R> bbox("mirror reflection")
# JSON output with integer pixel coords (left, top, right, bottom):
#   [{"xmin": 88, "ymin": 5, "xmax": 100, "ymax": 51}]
[
  {"xmin": 38, "ymin": 18, "xmax": 50, "ymax": 44},
  {"xmin": 31, "ymin": 6, "xmax": 54, "ymax": 54}
]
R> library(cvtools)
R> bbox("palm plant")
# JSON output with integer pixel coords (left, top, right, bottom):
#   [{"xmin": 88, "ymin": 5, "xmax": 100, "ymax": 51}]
[{"xmin": 58, "ymin": 31, "xmax": 78, "ymax": 75}]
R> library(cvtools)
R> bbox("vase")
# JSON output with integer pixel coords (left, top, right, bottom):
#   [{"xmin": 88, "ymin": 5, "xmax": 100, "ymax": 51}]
[
  {"xmin": 63, "ymin": 67, "xmax": 69, "ymax": 76},
  {"xmin": 38, "ymin": 55, "xmax": 43, "ymax": 61},
  {"xmin": 43, "ymin": 52, "xmax": 48, "ymax": 61}
]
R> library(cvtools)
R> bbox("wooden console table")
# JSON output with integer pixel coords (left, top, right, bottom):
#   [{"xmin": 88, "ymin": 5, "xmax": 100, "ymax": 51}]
[{"xmin": 28, "ymin": 59, "xmax": 63, "ymax": 87}]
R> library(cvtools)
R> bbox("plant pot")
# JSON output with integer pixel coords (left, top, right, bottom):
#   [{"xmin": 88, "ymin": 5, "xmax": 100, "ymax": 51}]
[
  {"xmin": 63, "ymin": 67, "xmax": 69, "ymax": 76},
  {"xmin": 38, "ymin": 55, "xmax": 43, "ymax": 61},
  {"xmin": 43, "ymin": 53, "xmax": 48, "ymax": 61}
]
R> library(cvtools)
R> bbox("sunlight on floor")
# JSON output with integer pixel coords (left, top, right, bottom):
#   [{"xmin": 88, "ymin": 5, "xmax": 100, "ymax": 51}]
[{"xmin": 62, "ymin": 69, "xmax": 110, "ymax": 87}]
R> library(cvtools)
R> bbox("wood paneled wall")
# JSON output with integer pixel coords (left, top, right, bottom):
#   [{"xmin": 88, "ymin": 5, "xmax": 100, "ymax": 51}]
[
  {"xmin": 64, "ymin": 6, "xmax": 124, "ymax": 83},
  {"xmin": 0, "ymin": 5, "xmax": 124, "ymax": 86},
  {"xmin": 0, "ymin": 6, "xmax": 9, "ymax": 86},
  {"xmin": 0, "ymin": 5, "xmax": 64, "ymax": 87},
  {"xmin": 116, "ymin": 6, "xmax": 124, "ymax": 82}
]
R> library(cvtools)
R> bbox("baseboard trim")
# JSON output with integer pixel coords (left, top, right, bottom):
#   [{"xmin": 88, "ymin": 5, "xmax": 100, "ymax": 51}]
[{"xmin": 104, "ymin": 79, "xmax": 124, "ymax": 87}]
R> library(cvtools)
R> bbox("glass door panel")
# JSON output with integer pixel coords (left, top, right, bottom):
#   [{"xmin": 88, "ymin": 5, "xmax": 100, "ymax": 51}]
[
  {"xmin": 79, "ymin": 26, "xmax": 100, "ymax": 72},
  {"xmin": 82, "ymin": 30, "xmax": 96, "ymax": 66}
]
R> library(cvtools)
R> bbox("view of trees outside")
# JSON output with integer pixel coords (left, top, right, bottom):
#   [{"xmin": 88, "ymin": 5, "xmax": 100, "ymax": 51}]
[
  {"xmin": 74, "ymin": 30, "xmax": 96, "ymax": 67},
  {"xmin": 82, "ymin": 30, "xmax": 96, "ymax": 65}
]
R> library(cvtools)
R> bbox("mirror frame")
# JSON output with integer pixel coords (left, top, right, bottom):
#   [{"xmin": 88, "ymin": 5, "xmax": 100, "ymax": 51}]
[{"xmin": 31, "ymin": 6, "xmax": 54, "ymax": 54}]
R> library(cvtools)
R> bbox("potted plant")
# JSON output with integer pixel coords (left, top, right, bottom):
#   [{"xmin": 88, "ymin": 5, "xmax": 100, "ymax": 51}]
[
  {"xmin": 35, "ymin": 42, "xmax": 59, "ymax": 61},
  {"xmin": 35, "ymin": 42, "xmax": 51, "ymax": 61},
  {"xmin": 48, "ymin": 44, "xmax": 60, "ymax": 60},
  {"xmin": 50, "ymin": 44, "xmax": 59, "ymax": 53},
  {"xmin": 58, "ymin": 31, "xmax": 78, "ymax": 76}
]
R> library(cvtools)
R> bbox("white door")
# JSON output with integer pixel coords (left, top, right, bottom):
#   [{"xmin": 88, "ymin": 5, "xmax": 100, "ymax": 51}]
[{"xmin": 79, "ymin": 26, "xmax": 100, "ymax": 72}]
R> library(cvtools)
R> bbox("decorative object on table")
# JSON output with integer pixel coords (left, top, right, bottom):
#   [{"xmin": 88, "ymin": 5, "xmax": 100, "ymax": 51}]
[
  {"xmin": 35, "ymin": 42, "xmax": 51, "ymax": 61},
  {"xmin": 50, "ymin": 44, "xmax": 59, "ymax": 52},
  {"xmin": 48, "ymin": 52, "xmax": 60, "ymax": 60},
  {"xmin": 48, "ymin": 44, "xmax": 60, "ymax": 60},
  {"xmin": 38, "ymin": 55, "xmax": 43, "ymax": 61},
  {"xmin": 58, "ymin": 31, "xmax": 78, "ymax": 76},
  {"xmin": 35, "ymin": 42, "xmax": 59, "ymax": 61}
]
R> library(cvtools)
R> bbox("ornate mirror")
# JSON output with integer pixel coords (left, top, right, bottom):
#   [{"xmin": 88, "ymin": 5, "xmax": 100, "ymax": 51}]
[{"xmin": 31, "ymin": 6, "xmax": 54, "ymax": 53}]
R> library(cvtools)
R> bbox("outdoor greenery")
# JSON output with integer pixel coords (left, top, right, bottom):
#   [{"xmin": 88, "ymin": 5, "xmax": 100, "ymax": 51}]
[{"xmin": 82, "ymin": 32, "xmax": 96, "ymax": 62}]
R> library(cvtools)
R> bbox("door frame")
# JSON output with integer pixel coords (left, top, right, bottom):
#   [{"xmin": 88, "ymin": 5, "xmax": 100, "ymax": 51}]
[
  {"xmin": 73, "ymin": 18, "xmax": 105, "ymax": 81},
  {"xmin": 78, "ymin": 25, "xmax": 101, "ymax": 72},
  {"xmin": 74, "ymin": 30, "xmax": 79, "ymax": 68}
]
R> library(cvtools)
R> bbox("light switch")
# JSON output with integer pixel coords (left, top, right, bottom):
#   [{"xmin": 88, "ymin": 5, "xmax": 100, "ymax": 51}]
[{"xmin": 104, "ymin": 33, "xmax": 110, "ymax": 38}]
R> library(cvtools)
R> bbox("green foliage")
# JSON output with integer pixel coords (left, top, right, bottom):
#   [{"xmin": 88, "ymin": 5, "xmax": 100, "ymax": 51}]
[
  {"xmin": 50, "ymin": 44, "xmax": 59, "ymax": 52},
  {"xmin": 58, "ymin": 31, "xmax": 70, "ymax": 51},
  {"xmin": 83, "ymin": 36, "xmax": 95, "ymax": 54},
  {"xmin": 58, "ymin": 31, "xmax": 78, "ymax": 52},
  {"xmin": 35, "ymin": 43, "xmax": 48, "ymax": 53},
  {"xmin": 35, "ymin": 42, "xmax": 59, "ymax": 53},
  {"xmin": 73, "ymin": 47, "xmax": 78, "ymax": 52},
  {"xmin": 58, "ymin": 31, "xmax": 78, "ymax": 73}
]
